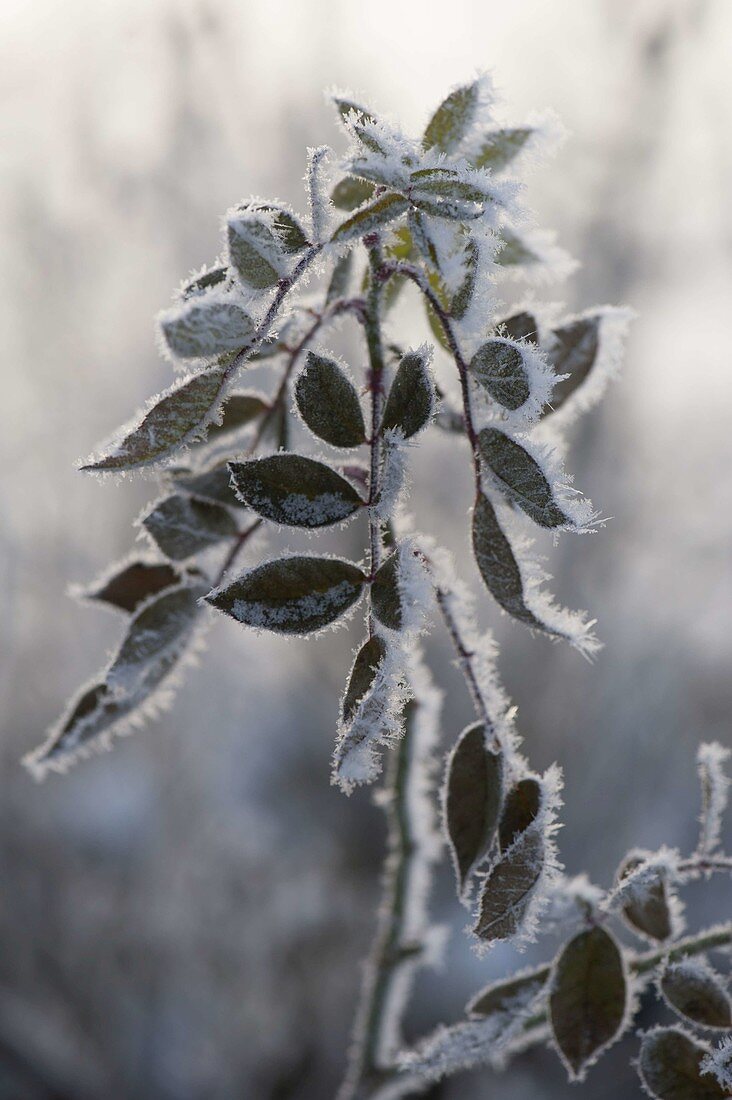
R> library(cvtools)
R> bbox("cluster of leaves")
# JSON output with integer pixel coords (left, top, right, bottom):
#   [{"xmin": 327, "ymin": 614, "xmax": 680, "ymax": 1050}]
[{"xmin": 29, "ymin": 74, "xmax": 729, "ymax": 1099}]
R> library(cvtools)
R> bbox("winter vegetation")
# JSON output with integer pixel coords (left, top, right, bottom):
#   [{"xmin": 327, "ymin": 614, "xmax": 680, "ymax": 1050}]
[{"xmin": 25, "ymin": 68, "xmax": 732, "ymax": 1099}]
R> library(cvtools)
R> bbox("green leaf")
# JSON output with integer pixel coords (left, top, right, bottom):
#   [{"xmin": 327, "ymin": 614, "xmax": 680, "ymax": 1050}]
[
  {"xmin": 499, "ymin": 777, "xmax": 541, "ymax": 851},
  {"xmin": 422, "ymin": 81, "xmax": 479, "ymax": 154},
  {"xmin": 472, "ymin": 128, "xmax": 532, "ymax": 172},
  {"xmin": 342, "ymin": 635, "xmax": 388, "ymax": 723},
  {"xmin": 467, "ymin": 965, "xmax": 550, "ymax": 1018},
  {"xmin": 160, "ymin": 299, "xmax": 254, "ymax": 359},
  {"xmin": 472, "ymin": 493, "xmax": 543, "ymax": 628},
  {"xmin": 180, "ymin": 265, "xmax": 228, "ymax": 299},
  {"xmin": 326, "ymin": 251, "xmax": 354, "ymax": 304},
  {"xmin": 82, "ymin": 365, "xmax": 229, "ymax": 472},
  {"xmin": 638, "ymin": 1028, "xmax": 726, "ymax": 1100},
  {"xmin": 228, "ymin": 455, "xmax": 364, "ymax": 528},
  {"xmin": 331, "ymin": 176, "xmax": 376, "ymax": 211},
  {"xmin": 545, "ymin": 317, "xmax": 600, "ymax": 413},
  {"xmin": 295, "ymin": 352, "xmax": 366, "ymax": 448},
  {"xmin": 206, "ymin": 556, "xmax": 367, "ymax": 635},
  {"xmin": 549, "ymin": 926, "xmax": 627, "ymax": 1081},
  {"xmin": 381, "ymin": 350, "xmax": 435, "ymax": 438},
  {"xmin": 333, "ymin": 96, "xmax": 377, "ymax": 127},
  {"xmin": 249, "ymin": 203, "xmax": 310, "ymax": 254},
  {"xmin": 331, "ymin": 193, "xmax": 409, "ymax": 244},
  {"xmin": 81, "ymin": 559, "xmax": 182, "ymax": 614},
  {"xmin": 174, "ymin": 464, "xmax": 245, "ymax": 507},
  {"xmin": 227, "ymin": 215, "xmax": 286, "ymax": 289},
  {"xmin": 477, "ymin": 428, "xmax": 570, "ymax": 528},
  {"xmin": 141, "ymin": 494, "xmax": 238, "ymax": 561},
  {"xmin": 473, "ymin": 826, "xmax": 544, "ymax": 944},
  {"xmin": 470, "ymin": 340, "xmax": 531, "ymax": 411},
  {"xmin": 371, "ymin": 553, "xmax": 402, "ymax": 631},
  {"xmin": 661, "ymin": 960, "xmax": 732, "ymax": 1030},
  {"xmin": 206, "ymin": 391, "xmax": 269, "ymax": 440},
  {"xmin": 410, "ymin": 194, "xmax": 484, "ymax": 221},
  {"xmin": 496, "ymin": 228, "xmax": 540, "ymax": 267},
  {"xmin": 617, "ymin": 853, "xmax": 674, "ymax": 943},
  {"xmin": 445, "ymin": 722, "xmax": 503, "ymax": 896},
  {"xmin": 450, "ymin": 237, "xmax": 479, "ymax": 320},
  {"xmin": 409, "ymin": 167, "xmax": 489, "ymax": 205},
  {"xmin": 498, "ymin": 310, "xmax": 539, "ymax": 344}
]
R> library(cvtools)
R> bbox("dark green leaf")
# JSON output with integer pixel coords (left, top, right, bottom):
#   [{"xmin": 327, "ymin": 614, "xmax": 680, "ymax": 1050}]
[
  {"xmin": 381, "ymin": 350, "xmax": 435, "ymax": 438},
  {"xmin": 498, "ymin": 310, "xmax": 539, "ymax": 344},
  {"xmin": 478, "ymin": 428, "xmax": 570, "ymax": 528},
  {"xmin": 206, "ymin": 556, "xmax": 366, "ymax": 635},
  {"xmin": 174, "ymin": 464, "xmax": 245, "ymax": 507},
  {"xmin": 472, "ymin": 493, "xmax": 543, "ymax": 628},
  {"xmin": 450, "ymin": 238, "xmax": 479, "ymax": 320},
  {"xmin": 229, "ymin": 455, "xmax": 364, "ymax": 528},
  {"xmin": 250, "ymin": 203, "xmax": 310, "ymax": 254},
  {"xmin": 499, "ymin": 777, "xmax": 541, "ymax": 851},
  {"xmin": 228, "ymin": 216, "xmax": 285, "ymax": 289},
  {"xmin": 545, "ymin": 317, "xmax": 600, "ymax": 413},
  {"xmin": 617, "ymin": 853, "xmax": 673, "ymax": 943},
  {"xmin": 326, "ymin": 251, "xmax": 354, "ymax": 304},
  {"xmin": 445, "ymin": 722, "xmax": 503, "ymax": 896},
  {"xmin": 82, "ymin": 559, "xmax": 182, "ymax": 614},
  {"xmin": 331, "ymin": 176, "xmax": 376, "ymax": 211},
  {"xmin": 423, "ymin": 81, "xmax": 479, "ymax": 154},
  {"xmin": 470, "ymin": 341, "xmax": 531, "ymax": 411},
  {"xmin": 472, "ymin": 128, "xmax": 532, "ymax": 172},
  {"xmin": 410, "ymin": 194, "xmax": 484, "ymax": 221},
  {"xmin": 82, "ymin": 365, "xmax": 229, "ymax": 472},
  {"xmin": 410, "ymin": 167, "xmax": 489, "ymax": 205},
  {"xmin": 638, "ymin": 1028, "xmax": 726, "ymax": 1100},
  {"xmin": 371, "ymin": 554, "xmax": 402, "ymax": 631},
  {"xmin": 180, "ymin": 265, "xmax": 228, "ymax": 299},
  {"xmin": 342, "ymin": 635, "xmax": 388, "ymax": 723},
  {"xmin": 549, "ymin": 926, "xmax": 628, "ymax": 1080},
  {"xmin": 160, "ymin": 300, "xmax": 254, "ymax": 359},
  {"xmin": 473, "ymin": 826, "xmax": 544, "ymax": 944},
  {"xmin": 468, "ymin": 965, "xmax": 550, "ymax": 1018},
  {"xmin": 661, "ymin": 961, "xmax": 732, "ymax": 1030},
  {"xmin": 496, "ymin": 228, "xmax": 540, "ymax": 267},
  {"xmin": 295, "ymin": 352, "xmax": 366, "ymax": 448},
  {"xmin": 331, "ymin": 193, "xmax": 409, "ymax": 244},
  {"xmin": 206, "ymin": 391, "xmax": 269, "ymax": 440},
  {"xmin": 333, "ymin": 96, "xmax": 377, "ymax": 126},
  {"xmin": 141, "ymin": 494, "xmax": 238, "ymax": 560}
]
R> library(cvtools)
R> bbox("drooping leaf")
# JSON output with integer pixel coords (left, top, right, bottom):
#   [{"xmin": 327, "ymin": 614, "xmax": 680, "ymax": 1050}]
[
  {"xmin": 478, "ymin": 428, "xmax": 571, "ymax": 528},
  {"xmin": 82, "ymin": 365, "xmax": 229, "ymax": 473},
  {"xmin": 472, "ymin": 493, "xmax": 542, "ymax": 628},
  {"xmin": 498, "ymin": 310, "xmax": 539, "ymax": 344},
  {"xmin": 470, "ymin": 340, "xmax": 531, "ymax": 411},
  {"xmin": 206, "ymin": 556, "xmax": 366, "ymax": 635},
  {"xmin": 174, "ymin": 464, "xmax": 245, "ymax": 507},
  {"xmin": 331, "ymin": 176, "xmax": 375, "ymax": 211},
  {"xmin": 180, "ymin": 265, "xmax": 228, "ymax": 299},
  {"xmin": 496, "ymin": 228, "xmax": 540, "ymax": 267},
  {"xmin": 445, "ymin": 722, "xmax": 503, "ymax": 896},
  {"xmin": 227, "ymin": 215, "xmax": 286, "ymax": 289},
  {"xmin": 80, "ymin": 559, "xmax": 182, "ymax": 614},
  {"xmin": 545, "ymin": 317, "xmax": 600, "ymax": 413},
  {"xmin": 423, "ymin": 81, "xmax": 479, "ymax": 154},
  {"xmin": 661, "ymin": 960, "xmax": 732, "ymax": 1030},
  {"xmin": 472, "ymin": 128, "xmax": 533, "ymax": 172},
  {"xmin": 370, "ymin": 553, "xmax": 402, "ymax": 631},
  {"xmin": 499, "ymin": 777, "xmax": 541, "ymax": 851},
  {"xmin": 331, "ymin": 193, "xmax": 409, "ymax": 244},
  {"xmin": 228, "ymin": 454, "xmax": 363, "ymax": 528},
  {"xmin": 381, "ymin": 350, "xmax": 435, "ymax": 438},
  {"xmin": 549, "ymin": 926, "xmax": 628, "ymax": 1080},
  {"xmin": 206, "ymin": 391, "xmax": 269, "ymax": 440},
  {"xmin": 473, "ymin": 826, "xmax": 544, "ymax": 944},
  {"xmin": 160, "ymin": 299, "xmax": 254, "ymax": 359},
  {"xmin": 617, "ymin": 853, "xmax": 674, "ymax": 943},
  {"xmin": 342, "ymin": 635, "xmax": 388, "ymax": 724},
  {"xmin": 467, "ymin": 964, "xmax": 551, "ymax": 1018},
  {"xmin": 295, "ymin": 352, "xmax": 366, "ymax": 448},
  {"xmin": 638, "ymin": 1028, "xmax": 726, "ymax": 1100},
  {"xmin": 326, "ymin": 251, "xmax": 354, "ymax": 304},
  {"xmin": 141, "ymin": 495, "xmax": 238, "ymax": 561}
]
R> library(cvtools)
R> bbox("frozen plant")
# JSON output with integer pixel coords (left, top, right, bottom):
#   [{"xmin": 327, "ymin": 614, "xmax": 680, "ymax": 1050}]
[{"xmin": 28, "ymin": 77, "xmax": 732, "ymax": 1098}]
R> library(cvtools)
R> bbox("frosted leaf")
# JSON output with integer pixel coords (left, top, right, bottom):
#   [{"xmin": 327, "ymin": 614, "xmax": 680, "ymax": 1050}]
[
  {"xmin": 228, "ymin": 454, "xmax": 364, "ymax": 528},
  {"xmin": 332, "ymin": 94, "xmax": 377, "ymax": 127},
  {"xmin": 371, "ymin": 553, "xmax": 403, "ymax": 631},
  {"xmin": 467, "ymin": 963, "xmax": 550, "ymax": 1018},
  {"xmin": 179, "ymin": 264, "xmax": 228, "ymax": 300},
  {"xmin": 75, "ymin": 557, "xmax": 182, "ymax": 614},
  {"xmin": 330, "ymin": 175, "xmax": 375, "ymax": 211},
  {"xmin": 701, "ymin": 1038, "xmax": 732, "ymax": 1093},
  {"xmin": 495, "ymin": 226, "xmax": 577, "ymax": 284},
  {"xmin": 294, "ymin": 351, "xmax": 366, "ymax": 448},
  {"xmin": 498, "ymin": 310, "xmax": 540, "ymax": 344},
  {"xmin": 243, "ymin": 201, "xmax": 311, "ymax": 254},
  {"xmin": 471, "ymin": 340, "xmax": 530, "ymax": 411},
  {"xmin": 450, "ymin": 237, "xmax": 478, "ymax": 320},
  {"xmin": 541, "ymin": 307, "xmax": 632, "ymax": 426},
  {"xmin": 173, "ymin": 463, "xmax": 244, "ymax": 507},
  {"xmin": 206, "ymin": 555, "xmax": 366, "ymax": 635},
  {"xmin": 660, "ymin": 957, "xmax": 732, "ymax": 1030},
  {"xmin": 375, "ymin": 430, "xmax": 410, "ymax": 521},
  {"xmin": 639, "ymin": 1028, "xmax": 724, "ymax": 1100},
  {"xmin": 325, "ymin": 250, "xmax": 354, "ymax": 304},
  {"xmin": 499, "ymin": 777, "xmax": 541, "ymax": 851},
  {"xmin": 330, "ymin": 193, "xmax": 409, "ymax": 244},
  {"xmin": 306, "ymin": 145, "xmax": 332, "ymax": 244},
  {"xmin": 549, "ymin": 926, "xmax": 628, "ymax": 1081},
  {"xmin": 370, "ymin": 539, "xmax": 433, "ymax": 635},
  {"xmin": 697, "ymin": 742, "xmax": 731, "ymax": 857},
  {"xmin": 159, "ymin": 295, "xmax": 254, "ymax": 359},
  {"xmin": 341, "ymin": 635, "xmax": 388, "ymax": 723},
  {"xmin": 401, "ymin": 1009, "xmax": 536, "ymax": 1083},
  {"xmin": 81, "ymin": 364, "xmax": 229, "ymax": 473},
  {"xmin": 381, "ymin": 347, "xmax": 436, "ymax": 439},
  {"xmin": 616, "ymin": 849, "xmax": 682, "ymax": 944},
  {"xmin": 443, "ymin": 722, "xmax": 503, "ymax": 898},
  {"xmin": 472, "ymin": 127, "xmax": 533, "ymax": 172},
  {"xmin": 140, "ymin": 494, "xmax": 238, "ymax": 561},
  {"xmin": 227, "ymin": 212, "xmax": 287, "ymax": 289},
  {"xmin": 205, "ymin": 391, "xmax": 269, "ymax": 440},
  {"xmin": 422, "ymin": 80, "xmax": 481, "ymax": 154},
  {"xmin": 496, "ymin": 227, "xmax": 541, "ymax": 268}
]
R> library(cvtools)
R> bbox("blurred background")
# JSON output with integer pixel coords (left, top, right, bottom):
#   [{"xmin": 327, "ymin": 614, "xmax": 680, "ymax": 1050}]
[{"xmin": 1, "ymin": 0, "xmax": 731, "ymax": 1096}]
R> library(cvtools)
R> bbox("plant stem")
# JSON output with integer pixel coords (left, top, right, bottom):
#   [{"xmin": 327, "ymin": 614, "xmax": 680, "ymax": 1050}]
[{"xmin": 364, "ymin": 242, "xmax": 388, "ymax": 610}]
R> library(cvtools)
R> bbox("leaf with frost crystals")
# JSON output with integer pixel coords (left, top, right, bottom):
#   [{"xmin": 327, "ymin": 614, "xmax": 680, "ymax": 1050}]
[
  {"xmin": 444, "ymin": 722, "xmax": 503, "ymax": 897},
  {"xmin": 472, "ymin": 127, "xmax": 533, "ymax": 172},
  {"xmin": 341, "ymin": 635, "xmax": 388, "ymax": 723},
  {"xmin": 173, "ymin": 464, "xmax": 245, "ymax": 507},
  {"xmin": 549, "ymin": 925, "xmax": 628, "ymax": 1081},
  {"xmin": 325, "ymin": 250, "xmax": 354, "ymax": 304},
  {"xmin": 295, "ymin": 352, "xmax": 366, "ymax": 448},
  {"xmin": 697, "ymin": 742, "xmax": 731, "ymax": 856},
  {"xmin": 228, "ymin": 454, "xmax": 363, "ymax": 528},
  {"xmin": 409, "ymin": 167, "xmax": 493, "ymax": 206},
  {"xmin": 160, "ymin": 297, "xmax": 254, "ymax": 359},
  {"xmin": 227, "ymin": 214, "xmax": 286, "ymax": 289},
  {"xmin": 545, "ymin": 316, "xmax": 600, "ymax": 411},
  {"xmin": 330, "ymin": 193, "xmax": 409, "ymax": 244},
  {"xmin": 205, "ymin": 391, "xmax": 269, "ymax": 441},
  {"xmin": 206, "ymin": 556, "xmax": 366, "ymax": 635},
  {"xmin": 473, "ymin": 826, "xmax": 544, "ymax": 944},
  {"xmin": 180, "ymin": 264, "xmax": 228, "ymax": 299},
  {"xmin": 450, "ymin": 237, "xmax": 478, "ymax": 320},
  {"xmin": 245, "ymin": 202, "xmax": 310, "ymax": 254},
  {"xmin": 422, "ymin": 80, "xmax": 480, "ymax": 154},
  {"xmin": 331, "ymin": 176, "xmax": 375, "ymax": 211},
  {"xmin": 499, "ymin": 777, "xmax": 541, "ymax": 851},
  {"xmin": 616, "ymin": 851, "xmax": 675, "ymax": 943},
  {"xmin": 495, "ymin": 227, "xmax": 540, "ymax": 268},
  {"xmin": 661, "ymin": 959, "xmax": 732, "ymax": 1030},
  {"xmin": 141, "ymin": 494, "xmax": 238, "ymax": 561},
  {"xmin": 80, "ymin": 559, "xmax": 182, "ymax": 614},
  {"xmin": 82, "ymin": 364, "xmax": 229, "ymax": 473},
  {"xmin": 498, "ymin": 310, "xmax": 539, "ymax": 344},
  {"xmin": 381, "ymin": 349, "xmax": 436, "ymax": 438},
  {"xmin": 477, "ymin": 428, "xmax": 575, "ymax": 529},
  {"xmin": 639, "ymin": 1028, "xmax": 725, "ymax": 1100},
  {"xmin": 472, "ymin": 493, "xmax": 544, "ymax": 630},
  {"xmin": 371, "ymin": 553, "xmax": 403, "ymax": 631},
  {"xmin": 470, "ymin": 340, "xmax": 531, "ymax": 411},
  {"xmin": 468, "ymin": 964, "xmax": 550, "ymax": 1018}
]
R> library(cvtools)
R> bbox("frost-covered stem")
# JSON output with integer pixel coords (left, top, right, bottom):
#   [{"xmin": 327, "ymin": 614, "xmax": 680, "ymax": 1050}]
[
  {"xmin": 364, "ymin": 241, "xmax": 388, "ymax": 596},
  {"xmin": 678, "ymin": 854, "xmax": 732, "ymax": 877},
  {"xmin": 432, "ymin": 580, "xmax": 492, "ymax": 734},
  {"xmin": 214, "ymin": 518, "xmax": 263, "ymax": 586}
]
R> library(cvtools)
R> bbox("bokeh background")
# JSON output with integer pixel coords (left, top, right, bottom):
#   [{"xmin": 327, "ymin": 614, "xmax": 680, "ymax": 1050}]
[{"xmin": 2, "ymin": 0, "xmax": 731, "ymax": 1096}]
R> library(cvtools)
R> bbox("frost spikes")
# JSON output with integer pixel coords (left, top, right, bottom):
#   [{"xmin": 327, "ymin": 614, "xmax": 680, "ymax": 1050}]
[
  {"xmin": 342, "ymin": 635, "xmax": 388, "ymax": 724},
  {"xmin": 422, "ymin": 80, "xmax": 480, "ymax": 154},
  {"xmin": 470, "ymin": 340, "xmax": 531, "ymax": 412},
  {"xmin": 477, "ymin": 428, "xmax": 574, "ymax": 529},
  {"xmin": 295, "ymin": 352, "xmax": 366, "ymax": 448},
  {"xmin": 638, "ymin": 1028, "xmax": 726, "ymax": 1100},
  {"xmin": 661, "ymin": 959, "xmax": 732, "ymax": 1031},
  {"xmin": 160, "ymin": 298, "xmax": 254, "ymax": 359},
  {"xmin": 381, "ymin": 349, "xmax": 436, "ymax": 439},
  {"xmin": 330, "ymin": 193, "xmax": 409, "ymax": 244},
  {"xmin": 80, "ymin": 559, "xmax": 182, "ymax": 614},
  {"xmin": 228, "ymin": 454, "xmax": 364, "ymax": 528}
]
